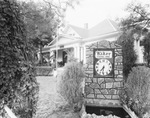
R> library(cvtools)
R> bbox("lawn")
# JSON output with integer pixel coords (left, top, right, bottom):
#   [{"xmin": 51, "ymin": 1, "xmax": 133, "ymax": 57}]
[
  {"xmin": 35, "ymin": 76, "xmax": 80, "ymax": 118},
  {"xmin": 35, "ymin": 76, "xmax": 58, "ymax": 118}
]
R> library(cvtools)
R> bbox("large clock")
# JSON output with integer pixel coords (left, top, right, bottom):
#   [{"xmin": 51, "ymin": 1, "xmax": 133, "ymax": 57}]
[
  {"xmin": 95, "ymin": 59, "xmax": 112, "ymax": 76},
  {"xmin": 93, "ymin": 49, "xmax": 114, "ymax": 78}
]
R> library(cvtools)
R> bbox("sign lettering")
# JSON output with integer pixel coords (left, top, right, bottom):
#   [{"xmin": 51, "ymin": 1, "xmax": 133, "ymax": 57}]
[{"xmin": 95, "ymin": 51, "xmax": 112, "ymax": 58}]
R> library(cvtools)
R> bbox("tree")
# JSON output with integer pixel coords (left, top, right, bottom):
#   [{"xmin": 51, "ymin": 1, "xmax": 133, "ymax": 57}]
[
  {"xmin": 0, "ymin": 0, "xmax": 38, "ymax": 117},
  {"xmin": 43, "ymin": 0, "xmax": 80, "ymax": 17},
  {"xmin": 0, "ymin": 0, "xmax": 80, "ymax": 117},
  {"xmin": 19, "ymin": 0, "xmax": 80, "ymax": 65},
  {"xmin": 121, "ymin": 2, "xmax": 150, "ymax": 29},
  {"xmin": 118, "ymin": 2, "xmax": 150, "ymax": 117},
  {"xmin": 116, "ymin": 2, "xmax": 150, "ymax": 78},
  {"xmin": 119, "ymin": 2, "xmax": 150, "ymax": 67},
  {"xmin": 141, "ymin": 31, "xmax": 150, "ymax": 67},
  {"xmin": 19, "ymin": 1, "xmax": 58, "ymax": 65},
  {"xmin": 116, "ymin": 29, "xmax": 137, "ymax": 79}
]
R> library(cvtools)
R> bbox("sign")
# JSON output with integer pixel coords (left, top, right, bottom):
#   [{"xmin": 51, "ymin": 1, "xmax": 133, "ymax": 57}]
[
  {"xmin": 93, "ymin": 49, "xmax": 114, "ymax": 78},
  {"xmin": 95, "ymin": 51, "xmax": 112, "ymax": 58}
]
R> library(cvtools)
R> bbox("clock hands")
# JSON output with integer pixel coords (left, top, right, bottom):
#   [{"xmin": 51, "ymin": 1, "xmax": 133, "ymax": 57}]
[
  {"xmin": 100, "ymin": 65, "xmax": 105, "ymax": 71},
  {"xmin": 100, "ymin": 65, "xmax": 105, "ymax": 75}
]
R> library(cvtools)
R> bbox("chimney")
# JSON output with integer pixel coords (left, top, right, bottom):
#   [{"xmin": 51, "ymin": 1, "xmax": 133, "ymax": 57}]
[{"xmin": 84, "ymin": 23, "xmax": 88, "ymax": 29}]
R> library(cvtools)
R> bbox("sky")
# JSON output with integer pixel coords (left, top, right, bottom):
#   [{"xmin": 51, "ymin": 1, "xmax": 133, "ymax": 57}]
[
  {"xmin": 64, "ymin": 0, "xmax": 150, "ymax": 28},
  {"xmin": 20, "ymin": 0, "xmax": 150, "ymax": 28}
]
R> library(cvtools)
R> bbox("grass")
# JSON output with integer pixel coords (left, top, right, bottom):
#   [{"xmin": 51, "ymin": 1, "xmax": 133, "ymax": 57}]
[
  {"xmin": 35, "ymin": 76, "xmax": 80, "ymax": 118},
  {"xmin": 35, "ymin": 76, "xmax": 58, "ymax": 118}
]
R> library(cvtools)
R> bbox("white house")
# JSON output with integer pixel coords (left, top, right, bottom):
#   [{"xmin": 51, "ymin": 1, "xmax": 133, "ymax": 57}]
[
  {"xmin": 42, "ymin": 19, "xmax": 120, "ymax": 65},
  {"xmin": 42, "ymin": 19, "xmax": 145, "ymax": 66}
]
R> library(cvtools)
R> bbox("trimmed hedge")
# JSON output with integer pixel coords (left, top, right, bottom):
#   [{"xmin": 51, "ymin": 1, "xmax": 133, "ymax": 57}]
[{"xmin": 35, "ymin": 66, "xmax": 53, "ymax": 76}]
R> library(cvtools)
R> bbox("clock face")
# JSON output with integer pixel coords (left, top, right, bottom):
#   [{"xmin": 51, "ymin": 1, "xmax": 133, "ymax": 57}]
[{"xmin": 95, "ymin": 59, "xmax": 112, "ymax": 76}]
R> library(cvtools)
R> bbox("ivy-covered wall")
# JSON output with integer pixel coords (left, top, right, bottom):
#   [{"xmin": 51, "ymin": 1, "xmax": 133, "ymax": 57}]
[{"xmin": 84, "ymin": 40, "xmax": 124, "ymax": 107}]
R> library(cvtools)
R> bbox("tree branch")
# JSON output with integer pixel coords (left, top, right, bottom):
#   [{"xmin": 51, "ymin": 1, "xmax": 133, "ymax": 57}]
[{"xmin": 43, "ymin": 0, "xmax": 64, "ymax": 17}]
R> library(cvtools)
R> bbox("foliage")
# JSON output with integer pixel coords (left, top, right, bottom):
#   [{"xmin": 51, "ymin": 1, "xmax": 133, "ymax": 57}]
[
  {"xmin": 67, "ymin": 50, "xmax": 77, "ymax": 62},
  {"xmin": 19, "ymin": 1, "xmax": 59, "ymax": 65},
  {"xmin": 58, "ymin": 62, "xmax": 84, "ymax": 112},
  {"xmin": 141, "ymin": 32, "xmax": 150, "ymax": 66},
  {"xmin": 119, "ymin": 2, "xmax": 150, "ymax": 67},
  {"xmin": 120, "ymin": 66, "xmax": 150, "ymax": 118},
  {"xmin": 120, "ymin": 2, "xmax": 150, "ymax": 29},
  {"xmin": 19, "ymin": 0, "xmax": 80, "ymax": 65},
  {"xmin": 116, "ymin": 1, "xmax": 150, "ymax": 78},
  {"xmin": 42, "ymin": 0, "xmax": 80, "ymax": 17},
  {"xmin": 12, "ymin": 67, "xmax": 39, "ymax": 118},
  {"xmin": 36, "ymin": 67, "xmax": 53, "ymax": 76},
  {"xmin": 0, "ymin": 0, "xmax": 39, "ymax": 117},
  {"xmin": 116, "ymin": 29, "xmax": 137, "ymax": 79}
]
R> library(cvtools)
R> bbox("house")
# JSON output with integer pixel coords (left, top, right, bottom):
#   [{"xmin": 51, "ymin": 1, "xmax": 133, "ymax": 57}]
[
  {"xmin": 41, "ymin": 19, "xmax": 144, "ymax": 66},
  {"xmin": 42, "ymin": 19, "xmax": 120, "ymax": 66}
]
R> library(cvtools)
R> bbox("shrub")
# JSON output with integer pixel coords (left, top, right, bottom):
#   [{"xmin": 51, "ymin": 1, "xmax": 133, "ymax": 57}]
[
  {"xmin": 0, "ymin": 0, "xmax": 39, "ymax": 117},
  {"xmin": 58, "ymin": 62, "xmax": 85, "ymax": 112},
  {"xmin": 120, "ymin": 66, "xmax": 150, "ymax": 118},
  {"xmin": 116, "ymin": 30, "xmax": 137, "ymax": 80},
  {"xmin": 67, "ymin": 50, "xmax": 77, "ymax": 62}
]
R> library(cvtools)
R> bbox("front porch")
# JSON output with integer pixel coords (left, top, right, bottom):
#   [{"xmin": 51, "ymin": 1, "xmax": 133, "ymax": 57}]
[{"xmin": 52, "ymin": 47, "xmax": 74, "ymax": 67}]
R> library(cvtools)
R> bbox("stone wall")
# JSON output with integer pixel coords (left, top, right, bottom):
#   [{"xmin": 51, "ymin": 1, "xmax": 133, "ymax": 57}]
[{"xmin": 84, "ymin": 40, "xmax": 124, "ymax": 107}]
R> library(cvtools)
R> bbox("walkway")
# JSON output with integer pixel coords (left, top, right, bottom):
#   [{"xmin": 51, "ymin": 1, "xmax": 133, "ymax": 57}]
[{"xmin": 35, "ymin": 76, "xmax": 58, "ymax": 118}]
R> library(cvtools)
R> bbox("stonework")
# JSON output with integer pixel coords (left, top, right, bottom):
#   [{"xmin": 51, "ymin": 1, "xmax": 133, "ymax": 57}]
[{"xmin": 84, "ymin": 40, "xmax": 123, "ymax": 107}]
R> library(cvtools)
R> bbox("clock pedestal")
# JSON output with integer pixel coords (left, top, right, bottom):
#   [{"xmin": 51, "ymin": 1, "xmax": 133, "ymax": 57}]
[{"xmin": 84, "ymin": 40, "xmax": 123, "ymax": 107}]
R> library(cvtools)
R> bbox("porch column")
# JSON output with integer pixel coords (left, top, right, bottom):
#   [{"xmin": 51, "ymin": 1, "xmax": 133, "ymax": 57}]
[
  {"xmin": 74, "ymin": 46, "xmax": 80, "ymax": 62},
  {"xmin": 80, "ymin": 46, "xmax": 84, "ymax": 63},
  {"xmin": 83, "ymin": 45, "xmax": 86, "ymax": 64}
]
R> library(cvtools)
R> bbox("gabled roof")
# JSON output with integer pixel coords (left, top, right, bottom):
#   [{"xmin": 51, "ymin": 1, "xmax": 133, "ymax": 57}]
[
  {"xmin": 89, "ymin": 19, "xmax": 119, "ymax": 37},
  {"xmin": 43, "ymin": 19, "xmax": 120, "ymax": 51},
  {"xmin": 108, "ymin": 19, "xmax": 119, "ymax": 30},
  {"xmin": 68, "ymin": 25, "xmax": 89, "ymax": 38},
  {"xmin": 63, "ymin": 19, "xmax": 119, "ymax": 38}
]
